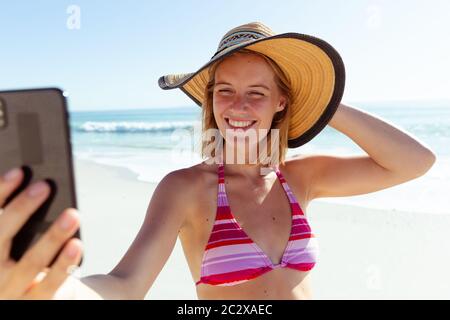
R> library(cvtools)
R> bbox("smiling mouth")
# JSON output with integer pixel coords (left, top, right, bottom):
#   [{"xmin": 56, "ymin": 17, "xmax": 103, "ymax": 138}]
[{"xmin": 225, "ymin": 117, "xmax": 257, "ymax": 130}]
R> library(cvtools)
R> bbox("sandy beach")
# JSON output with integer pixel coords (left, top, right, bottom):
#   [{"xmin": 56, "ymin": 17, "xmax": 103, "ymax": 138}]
[{"xmin": 73, "ymin": 158, "xmax": 450, "ymax": 300}]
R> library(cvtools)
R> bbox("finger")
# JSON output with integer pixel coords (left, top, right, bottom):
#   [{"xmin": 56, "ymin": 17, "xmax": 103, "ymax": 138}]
[
  {"xmin": 0, "ymin": 167, "xmax": 24, "ymax": 207},
  {"xmin": 0, "ymin": 261, "xmax": 19, "ymax": 299},
  {"xmin": 10, "ymin": 208, "xmax": 80, "ymax": 294},
  {"xmin": 0, "ymin": 181, "xmax": 51, "ymax": 247},
  {"xmin": 24, "ymin": 239, "xmax": 82, "ymax": 300},
  {"xmin": 0, "ymin": 239, "xmax": 12, "ymax": 262},
  {"xmin": 25, "ymin": 269, "xmax": 49, "ymax": 293}
]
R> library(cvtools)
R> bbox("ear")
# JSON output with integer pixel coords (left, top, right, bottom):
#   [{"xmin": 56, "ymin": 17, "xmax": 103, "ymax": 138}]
[{"xmin": 275, "ymin": 96, "xmax": 287, "ymax": 112}]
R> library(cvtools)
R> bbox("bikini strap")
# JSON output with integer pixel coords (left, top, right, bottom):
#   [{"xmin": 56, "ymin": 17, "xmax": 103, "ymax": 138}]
[
  {"xmin": 273, "ymin": 166, "xmax": 299, "ymax": 206},
  {"xmin": 216, "ymin": 161, "xmax": 228, "ymax": 207},
  {"xmin": 217, "ymin": 161, "xmax": 225, "ymax": 180}
]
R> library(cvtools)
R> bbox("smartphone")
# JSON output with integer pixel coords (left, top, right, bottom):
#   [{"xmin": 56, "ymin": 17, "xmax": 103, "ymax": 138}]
[{"xmin": 0, "ymin": 88, "xmax": 82, "ymax": 266}]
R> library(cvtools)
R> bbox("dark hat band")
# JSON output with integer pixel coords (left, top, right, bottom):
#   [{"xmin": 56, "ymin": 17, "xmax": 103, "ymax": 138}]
[{"xmin": 212, "ymin": 30, "xmax": 267, "ymax": 59}]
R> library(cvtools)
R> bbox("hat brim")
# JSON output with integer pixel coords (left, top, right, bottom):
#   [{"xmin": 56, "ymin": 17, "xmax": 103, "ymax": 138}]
[{"xmin": 158, "ymin": 33, "xmax": 345, "ymax": 148}]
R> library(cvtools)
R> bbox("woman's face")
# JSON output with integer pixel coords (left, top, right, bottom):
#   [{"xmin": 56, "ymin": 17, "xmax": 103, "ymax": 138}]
[{"xmin": 212, "ymin": 53, "xmax": 286, "ymax": 145}]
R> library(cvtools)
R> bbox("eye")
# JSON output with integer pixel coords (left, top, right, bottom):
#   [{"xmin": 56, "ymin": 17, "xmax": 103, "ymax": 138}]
[
  {"xmin": 249, "ymin": 91, "xmax": 265, "ymax": 97},
  {"xmin": 216, "ymin": 88, "xmax": 233, "ymax": 95}
]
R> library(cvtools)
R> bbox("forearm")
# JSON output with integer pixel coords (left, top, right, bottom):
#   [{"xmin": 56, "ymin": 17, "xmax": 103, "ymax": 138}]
[
  {"xmin": 53, "ymin": 273, "xmax": 130, "ymax": 300},
  {"xmin": 328, "ymin": 103, "xmax": 436, "ymax": 174},
  {"xmin": 78, "ymin": 274, "xmax": 130, "ymax": 300}
]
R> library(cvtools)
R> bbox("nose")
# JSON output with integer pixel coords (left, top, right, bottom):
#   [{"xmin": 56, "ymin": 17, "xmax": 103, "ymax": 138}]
[{"xmin": 230, "ymin": 94, "xmax": 248, "ymax": 112}]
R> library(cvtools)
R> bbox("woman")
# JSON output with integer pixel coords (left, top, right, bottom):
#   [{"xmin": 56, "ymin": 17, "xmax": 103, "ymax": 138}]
[{"xmin": 0, "ymin": 22, "xmax": 436, "ymax": 299}]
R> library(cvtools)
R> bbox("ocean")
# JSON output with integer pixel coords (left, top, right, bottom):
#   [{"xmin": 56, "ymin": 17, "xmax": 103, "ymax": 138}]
[{"xmin": 69, "ymin": 101, "xmax": 450, "ymax": 215}]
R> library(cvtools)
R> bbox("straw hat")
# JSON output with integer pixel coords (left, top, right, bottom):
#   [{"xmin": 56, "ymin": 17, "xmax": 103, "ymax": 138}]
[{"xmin": 158, "ymin": 22, "xmax": 345, "ymax": 148}]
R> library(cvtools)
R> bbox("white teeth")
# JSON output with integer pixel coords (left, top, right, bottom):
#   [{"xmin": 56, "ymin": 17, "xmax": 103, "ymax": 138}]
[{"xmin": 227, "ymin": 119, "xmax": 255, "ymax": 128}]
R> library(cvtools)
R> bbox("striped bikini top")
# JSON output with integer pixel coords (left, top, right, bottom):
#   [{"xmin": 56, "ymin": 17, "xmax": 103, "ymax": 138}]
[{"xmin": 195, "ymin": 162, "xmax": 319, "ymax": 286}]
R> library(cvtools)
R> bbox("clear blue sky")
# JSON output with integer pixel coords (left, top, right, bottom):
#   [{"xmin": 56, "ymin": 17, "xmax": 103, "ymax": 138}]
[{"xmin": 1, "ymin": 0, "xmax": 449, "ymax": 111}]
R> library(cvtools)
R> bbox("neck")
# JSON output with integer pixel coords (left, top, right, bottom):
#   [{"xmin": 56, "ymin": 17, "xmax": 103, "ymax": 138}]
[{"xmin": 219, "ymin": 143, "xmax": 274, "ymax": 178}]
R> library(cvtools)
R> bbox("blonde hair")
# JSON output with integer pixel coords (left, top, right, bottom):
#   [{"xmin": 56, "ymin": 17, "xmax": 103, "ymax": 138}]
[{"xmin": 201, "ymin": 49, "xmax": 293, "ymax": 165}]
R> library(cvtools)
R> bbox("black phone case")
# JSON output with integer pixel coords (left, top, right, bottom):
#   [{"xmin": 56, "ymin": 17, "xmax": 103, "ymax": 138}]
[{"xmin": 0, "ymin": 88, "xmax": 82, "ymax": 266}]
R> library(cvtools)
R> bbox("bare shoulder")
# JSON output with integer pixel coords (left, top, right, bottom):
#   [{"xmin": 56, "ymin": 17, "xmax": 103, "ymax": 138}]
[
  {"xmin": 281, "ymin": 153, "xmax": 317, "ymax": 176},
  {"xmin": 280, "ymin": 153, "xmax": 320, "ymax": 203},
  {"xmin": 154, "ymin": 161, "xmax": 217, "ymax": 220},
  {"xmin": 154, "ymin": 166, "xmax": 200, "ymax": 207},
  {"xmin": 160, "ymin": 161, "xmax": 216, "ymax": 193}
]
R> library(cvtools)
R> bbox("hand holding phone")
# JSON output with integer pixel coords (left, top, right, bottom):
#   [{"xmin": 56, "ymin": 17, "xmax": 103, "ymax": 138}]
[{"xmin": 0, "ymin": 168, "xmax": 83, "ymax": 299}]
